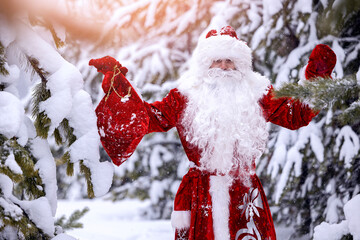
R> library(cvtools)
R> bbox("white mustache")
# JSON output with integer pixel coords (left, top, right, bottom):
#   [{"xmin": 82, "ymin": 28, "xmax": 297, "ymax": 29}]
[{"xmin": 207, "ymin": 68, "xmax": 240, "ymax": 79}]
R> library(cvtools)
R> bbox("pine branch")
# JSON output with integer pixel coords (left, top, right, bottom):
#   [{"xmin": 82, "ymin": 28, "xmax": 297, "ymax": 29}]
[
  {"xmin": 6, "ymin": 138, "xmax": 46, "ymax": 199},
  {"xmin": 80, "ymin": 161, "xmax": 95, "ymax": 198},
  {"xmin": 0, "ymin": 136, "xmax": 23, "ymax": 183},
  {"xmin": 54, "ymin": 119, "xmax": 77, "ymax": 176},
  {"xmin": 0, "ymin": 201, "xmax": 51, "ymax": 239},
  {"xmin": 53, "ymin": 118, "xmax": 76, "ymax": 146},
  {"xmin": 8, "ymin": 139, "xmax": 36, "ymax": 175},
  {"xmin": 338, "ymin": 99, "xmax": 360, "ymax": 125},
  {"xmin": 28, "ymin": 56, "xmax": 51, "ymax": 138},
  {"xmin": 28, "ymin": 15, "xmax": 65, "ymax": 49},
  {"xmin": 34, "ymin": 112, "xmax": 51, "ymax": 139},
  {"xmin": 53, "ymin": 128, "xmax": 63, "ymax": 145},
  {"xmin": 59, "ymin": 119, "xmax": 77, "ymax": 147},
  {"xmin": 55, "ymin": 151, "xmax": 74, "ymax": 177},
  {"xmin": 0, "ymin": 41, "xmax": 9, "ymax": 76},
  {"xmin": 0, "ymin": 207, "xmax": 38, "ymax": 239},
  {"xmin": 273, "ymin": 75, "xmax": 360, "ymax": 121},
  {"xmin": 0, "ymin": 166, "xmax": 23, "ymax": 183},
  {"xmin": 45, "ymin": 21, "xmax": 65, "ymax": 49},
  {"xmin": 0, "ymin": 134, "xmax": 9, "ymax": 161},
  {"xmin": 55, "ymin": 207, "xmax": 89, "ymax": 230},
  {"xmin": 67, "ymin": 161, "xmax": 74, "ymax": 177},
  {"xmin": 341, "ymin": 234, "xmax": 354, "ymax": 240},
  {"xmin": 32, "ymin": 83, "xmax": 51, "ymax": 139},
  {"xmin": 27, "ymin": 56, "xmax": 48, "ymax": 84}
]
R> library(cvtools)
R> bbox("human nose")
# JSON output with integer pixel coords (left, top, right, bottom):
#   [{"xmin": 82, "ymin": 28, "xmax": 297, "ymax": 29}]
[{"xmin": 220, "ymin": 60, "xmax": 227, "ymax": 70}]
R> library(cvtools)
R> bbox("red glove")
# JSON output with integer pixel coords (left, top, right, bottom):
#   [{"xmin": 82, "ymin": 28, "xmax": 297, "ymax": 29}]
[
  {"xmin": 89, "ymin": 56, "xmax": 128, "ymax": 93},
  {"xmin": 305, "ymin": 44, "xmax": 337, "ymax": 80}
]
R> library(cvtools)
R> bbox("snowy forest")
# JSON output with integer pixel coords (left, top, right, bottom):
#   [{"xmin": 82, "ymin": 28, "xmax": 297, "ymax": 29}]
[{"xmin": 1, "ymin": 0, "xmax": 360, "ymax": 239}]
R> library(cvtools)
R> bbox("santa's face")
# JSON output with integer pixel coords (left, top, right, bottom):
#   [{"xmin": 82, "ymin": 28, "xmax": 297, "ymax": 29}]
[
  {"xmin": 210, "ymin": 59, "xmax": 236, "ymax": 71},
  {"xmin": 203, "ymin": 58, "xmax": 247, "ymax": 86}
]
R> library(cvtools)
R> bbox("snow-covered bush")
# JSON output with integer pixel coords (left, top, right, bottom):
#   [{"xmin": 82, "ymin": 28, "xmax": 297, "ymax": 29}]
[
  {"xmin": 314, "ymin": 194, "xmax": 360, "ymax": 240},
  {"xmin": 0, "ymin": 4, "xmax": 113, "ymax": 238}
]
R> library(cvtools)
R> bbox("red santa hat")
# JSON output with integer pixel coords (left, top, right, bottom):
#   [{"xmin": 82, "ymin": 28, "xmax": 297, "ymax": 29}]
[{"xmin": 191, "ymin": 26, "xmax": 252, "ymax": 76}]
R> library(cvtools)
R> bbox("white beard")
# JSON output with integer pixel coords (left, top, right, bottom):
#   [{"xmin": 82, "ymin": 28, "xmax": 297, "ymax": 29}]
[{"xmin": 179, "ymin": 68, "xmax": 270, "ymax": 184}]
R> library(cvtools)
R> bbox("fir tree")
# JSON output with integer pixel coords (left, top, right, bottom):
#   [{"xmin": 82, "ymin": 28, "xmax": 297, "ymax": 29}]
[
  {"xmin": 0, "ymin": 3, "xmax": 113, "ymax": 239},
  {"xmin": 252, "ymin": 0, "xmax": 360, "ymax": 238}
]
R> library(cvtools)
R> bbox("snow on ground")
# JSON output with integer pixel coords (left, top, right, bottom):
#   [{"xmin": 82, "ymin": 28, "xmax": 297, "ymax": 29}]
[
  {"xmin": 56, "ymin": 199, "xmax": 174, "ymax": 240},
  {"xmin": 57, "ymin": 199, "xmax": 295, "ymax": 240}
]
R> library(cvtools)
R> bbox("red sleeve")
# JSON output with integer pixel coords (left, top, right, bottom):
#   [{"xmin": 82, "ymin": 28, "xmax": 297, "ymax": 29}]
[
  {"xmin": 259, "ymin": 86, "xmax": 319, "ymax": 130},
  {"xmin": 258, "ymin": 44, "xmax": 337, "ymax": 130},
  {"xmin": 90, "ymin": 56, "xmax": 185, "ymax": 166},
  {"xmin": 144, "ymin": 89, "xmax": 186, "ymax": 133},
  {"xmin": 96, "ymin": 84, "xmax": 185, "ymax": 166}
]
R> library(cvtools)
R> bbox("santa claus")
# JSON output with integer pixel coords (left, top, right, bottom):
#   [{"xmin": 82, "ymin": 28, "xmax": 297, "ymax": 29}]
[{"xmin": 90, "ymin": 26, "xmax": 336, "ymax": 240}]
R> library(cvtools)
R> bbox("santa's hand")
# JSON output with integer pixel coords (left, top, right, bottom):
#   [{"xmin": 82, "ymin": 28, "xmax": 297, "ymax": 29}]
[
  {"xmin": 89, "ymin": 56, "xmax": 128, "ymax": 93},
  {"xmin": 305, "ymin": 44, "xmax": 336, "ymax": 80}
]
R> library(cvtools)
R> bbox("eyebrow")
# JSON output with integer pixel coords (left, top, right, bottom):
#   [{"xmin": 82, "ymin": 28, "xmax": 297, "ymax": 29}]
[{"xmin": 213, "ymin": 59, "xmax": 234, "ymax": 62}]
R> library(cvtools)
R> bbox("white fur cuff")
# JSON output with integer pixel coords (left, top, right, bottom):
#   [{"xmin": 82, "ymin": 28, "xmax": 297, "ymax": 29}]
[{"xmin": 171, "ymin": 210, "xmax": 191, "ymax": 229}]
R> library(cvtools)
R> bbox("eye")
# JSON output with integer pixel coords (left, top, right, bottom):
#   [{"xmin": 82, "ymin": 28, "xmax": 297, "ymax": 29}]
[
  {"xmin": 215, "ymin": 59, "xmax": 222, "ymax": 63},
  {"xmin": 225, "ymin": 59, "xmax": 232, "ymax": 63}
]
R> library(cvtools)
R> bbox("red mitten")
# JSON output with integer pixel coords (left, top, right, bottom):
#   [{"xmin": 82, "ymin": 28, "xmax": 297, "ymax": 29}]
[
  {"xmin": 89, "ymin": 56, "xmax": 128, "ymax": 93},
  {"xmin": 305, "ymin": 44, "xmax": 337, "ymax": 80},
  {"xmin": 89, "ymin": 57, "xmax": 148, "ymax": 166}
]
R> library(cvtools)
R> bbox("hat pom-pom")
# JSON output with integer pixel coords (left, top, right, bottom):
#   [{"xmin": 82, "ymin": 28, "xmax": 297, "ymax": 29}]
[
  {"xmin": 219, "ymin": 26, "xmax": 238, "ymax": 39},
  {"xmin": 206, "ymin": 29, "xmax": 218, "ymax": 38}
]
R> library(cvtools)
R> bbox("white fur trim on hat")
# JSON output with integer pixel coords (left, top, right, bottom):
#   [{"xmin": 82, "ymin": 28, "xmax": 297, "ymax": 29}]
[
  {"xmin": 171, "ymin": 210, "xmax": 191, "ymax": 229},
  {"xmin": 192, "ymin": 34, "xmax": 253, "ymax": 76}
]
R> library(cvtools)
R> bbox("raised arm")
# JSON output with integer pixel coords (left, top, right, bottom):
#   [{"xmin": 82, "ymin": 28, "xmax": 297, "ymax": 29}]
[
  {"xmin": 90, "ymin": 56, "xmax": 185, "ymax": 166},
  {"xmin": 259, "ymin": 44, "xmax": 337, "ymax": 130}
]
